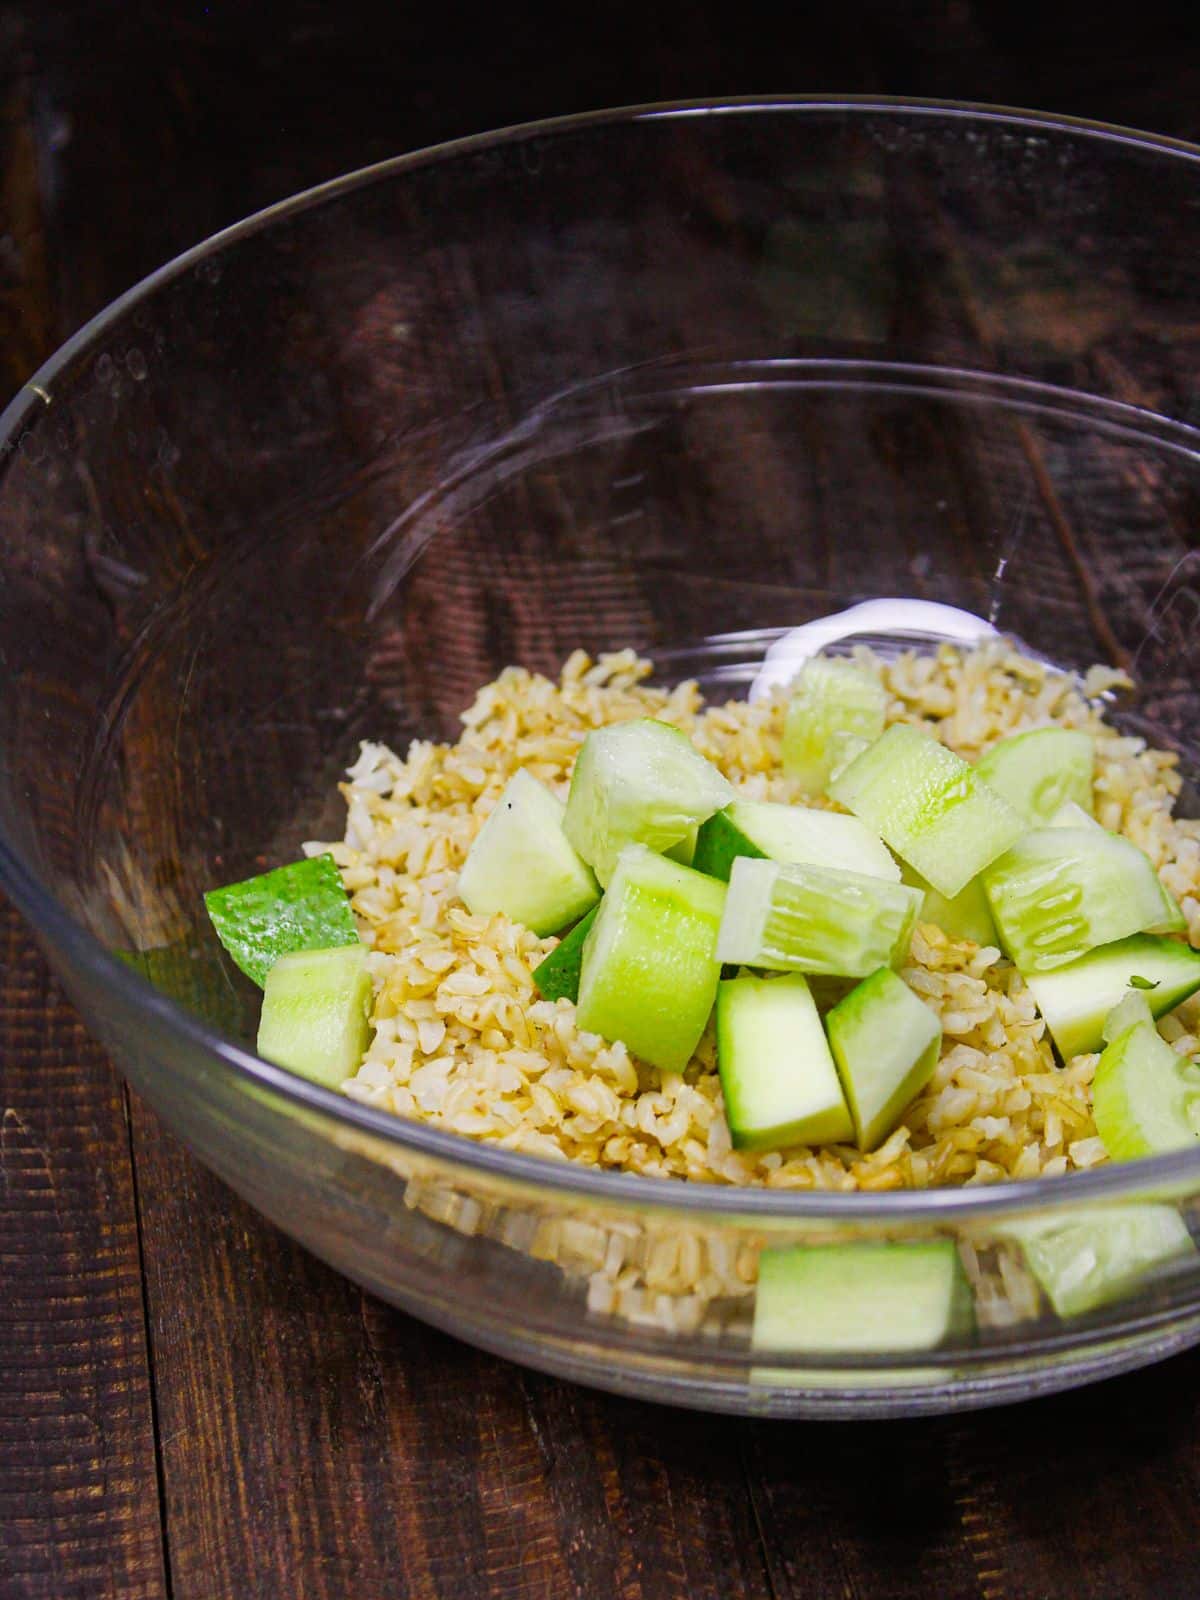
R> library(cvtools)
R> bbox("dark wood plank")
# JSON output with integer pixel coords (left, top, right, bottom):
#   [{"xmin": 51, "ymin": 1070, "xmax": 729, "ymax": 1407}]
[
  {"xmin": 130, "ymin": 1106, "xmax": 777, "ymax": 1600},
  {"xmin": 0, "ymin": 902, "xmax": 168, "ymax": 1600},
  {"xmin": 13, "ymin": 5, "xmax": 1200, "ymax": 1599}
]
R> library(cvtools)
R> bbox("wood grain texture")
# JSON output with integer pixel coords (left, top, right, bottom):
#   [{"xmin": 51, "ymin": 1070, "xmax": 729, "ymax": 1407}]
[
  {"xmin": 0, "ymin": 900, "xmax": 167, "ymax": 1600},
  {"xmin": 8, "ymin": 3, "xmax": 1200, "ymax": 1598}
]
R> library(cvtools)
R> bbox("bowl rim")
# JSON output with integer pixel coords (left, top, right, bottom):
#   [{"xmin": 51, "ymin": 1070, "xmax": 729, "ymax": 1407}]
[{"xmin": 6, "ymin": 92, "xmax": 1200, "ymax": 1223}]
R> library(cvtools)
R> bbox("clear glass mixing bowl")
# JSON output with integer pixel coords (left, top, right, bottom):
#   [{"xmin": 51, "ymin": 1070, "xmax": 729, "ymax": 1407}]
[{"xmin": 5, "ymin": 98, "xmax": 1200, "ymax": 1416}]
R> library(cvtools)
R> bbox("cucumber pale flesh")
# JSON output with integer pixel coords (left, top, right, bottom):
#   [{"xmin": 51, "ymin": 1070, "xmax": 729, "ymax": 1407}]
[
  {"xmin": 830, "ymin": 724, "xmax": 1024, "ymax": 899},
  {"xmin": 998, "ymin": 1204, "xmax": 1194, "ymax": 1318},
  {"xmin": 1092, "ymin": 1020, "xmax": 1200, "ymax": 1159},
  {"xmin": 563, "ymin": 719, "xmax": 733, "ymax": 886},
  {"xmin": 781, "ymin": 656, "xmax": 888, "ymax": 795},
  {"xmin": 900, "ymin": 862, "xmax": 997, "ymax": 947},
  {"xmin": 1023, "ymin": 934, "xmax": 1200, "ymax": 1061},
  {"xmin": 975, "ymin": 726, "xmax": 1094, "ymax": 824},
  {"xmin": 458, "ymin": 768, "xmax": 600, "ymax": 936},
  {"xmin": 984, "ymin": 826, "xmax": 1179, "ymax": 973},
  {"xmin": 716, "ymin": 855, "xmax": 921, "ymax": 977},
  {"xmin": 1048, "ymin": 800, "xmax": 1186, "ymax": 935}
]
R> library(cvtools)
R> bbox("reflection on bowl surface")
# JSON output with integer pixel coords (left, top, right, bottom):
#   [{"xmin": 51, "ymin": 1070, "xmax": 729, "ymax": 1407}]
[{"xmin": 6, "ymin": 99, "xmax": 1200, "ymax": 1414}]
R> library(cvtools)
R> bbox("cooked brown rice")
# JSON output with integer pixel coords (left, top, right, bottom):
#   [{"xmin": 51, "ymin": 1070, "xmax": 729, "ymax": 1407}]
[{"xmin": 309, "ymin": 641, "xmax": 1200, "ymax": 1199}]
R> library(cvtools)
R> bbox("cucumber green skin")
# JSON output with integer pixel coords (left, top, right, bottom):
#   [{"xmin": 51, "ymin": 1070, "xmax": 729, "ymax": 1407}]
[
  {"xmin": 830, "ymin": 724, "xmax": 1024, "ymax": 899},
  {"xmin": 664, "ymin": 824, "xmax": 699, "ymax": 867},
  {"xmin": 693, "ymin": 811, "xmax": 767, "ymax": 882},
  {"xmin": 717, "ymin": 973, "xmax": 853, "ymax": 1149},
  {"xmin": 975, "ymin": 727, "xmax": 1095, "ymax": 824},
  {"xmin": 257, "ymin": 944, "xmax": 372, "ymax": 1087},
  {"xmin": 1024, "ymin": 934, "xmax": 1200, "ymax": 1060},
  {"xmin": 999, "ymin": 1205, "xmax": 1194, "ymax": 1318},
  {"xmin": 753, "ymin": 1241, "xmax": 975, "ymax": 1356},
  {"xmin": 576, "ymin": 844, "xmax": 726, "ymax": 1073},
  {"xmin": 531, "ymin": 906, "xmax": 601, "ymax": 1003},
  {"xmin": 1092, "ymin": 1021, "xmax": 1200, "ymax": 1159},
  {"xmin": 205, "ymin": 853, "xmax": 359, "ymax": 987},
  {"xmin": 983, "ymin": 826, "xmax": 1174, "ymax": 974},
  {"xmin": 826, "ymin": 968, "xmax": 942, "ymax": 1151}
]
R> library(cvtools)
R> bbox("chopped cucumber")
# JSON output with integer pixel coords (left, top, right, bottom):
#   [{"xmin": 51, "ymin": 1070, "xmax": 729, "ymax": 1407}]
[
  {"xmin": 900, "ymin": 862, "xmax": 997, "ymax": 946},
  {"xmin": 781, "ymin": 656, "xmax": 888, "ymax": 794},
  {"xmin": 1092, "ymin": 1017, "xmax": 1200, "ymax": 1159},
  {"xmin": 1048, "ymin": 801, "xmax": 1186, "ymax": 935},
  {"xmin": 716, "ymin": 973, "xmax": 853, "ymax": 1149},
  {"xmin": 753, "ymin": 1241, "xmax": 974, "ymax": 1360},
  {"xmin": 563, "ymin": 719, "xmax": 733, "ymax": 886},
  {"xmin": 257, "ymin": 944, "xmax": 373, "ymax": 1087},
  {"xmin": 826, "ymin": 967, "xmax": 942, "ymax": 1150},
  {"xmin": 205, "ymin": 853, "xmax": 359, "ymax": 987},
  {"xmin": 457, "ymin": 769, "xmax": 599, "ymax": 937},
  {"xmin": 576, "ymin": 844, "xmax": 725, "ymax": 1072},
  {"xmin": 531, "ymin": 905, "xmax": 600, "ymax": 1003},
  {"xmin": 830, "ymin": 724, "xmax": 1024, "ymax": 899},
  {"xmin": 1047, "ymin": 799, "xmax": 1098, "ymax": 829},
  {"xmin": 664, "ymin": 824, "xmax": 699, "ymax": 867},
  {"xmin": 692, "ymin": 798, "xmax": 899, "ymax": 884},
  {"xmin": 716, "ymin": 856, "xmax": 921, "ymax": 977},
  {"xmin": 1024, "ymin": 935, "xmax": 1200, "ymax": 1061},
  {"xmin": 1101, "ymin": 988, "xmax": 1156, "ymax": 1044},
  {"xmin": 983, "ymin": 825, "xmax": 1179, "ymax": 974},
  {"xmin": 975, "ymin": 726, "xmax": 1094, "ymax": 824},
  {"xmin": 998, "ymin": 1205, "xmax": 1194, "ymax": 1318}
]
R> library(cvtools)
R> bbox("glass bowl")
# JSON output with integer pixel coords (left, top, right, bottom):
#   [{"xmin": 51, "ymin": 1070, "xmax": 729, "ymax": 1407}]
[{"xmin": 5, "ymin": 97, "xmax": 1200, "ymax": 1417}]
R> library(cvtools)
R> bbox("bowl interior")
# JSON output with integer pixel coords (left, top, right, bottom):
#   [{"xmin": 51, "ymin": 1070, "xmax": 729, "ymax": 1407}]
[{"xmin": 4, "ymin": 99, "xmax": 1200, "ymax": 1125}]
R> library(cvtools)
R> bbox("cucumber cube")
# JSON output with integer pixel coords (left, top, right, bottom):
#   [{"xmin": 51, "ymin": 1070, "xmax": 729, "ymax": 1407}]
[
  {"xmin": 716, "ymin": 973, "xmax": 853, "ymax": 1149},
  {"xmin": 458, "ymin": 769, "xmax": 600, "ymax": 936},
  {"xmin": 1092, "ymin": 1017, "xmax": 1200, "ymax": 1159},
  {"xmin": 998, "ymin": 1205, "xmax": 1194, "ymax": 1318},
  {"xmin": 664, "ymin": 824, "xmax": 700, "ymax": 867},
  {"xmin": 564, "ymin": 719, "xmax": 734, "ymax": 886},
  {"xmin": 576, "ymin": 844, "xmax": 725, "ymax": 1072},
  {"xmin": 753, "ymin": 1241, "xmax": 974, "ymax": 1359},
  {"xmin": 1048, "ymin": 801, "xmax": 1186, "ymax": 935},
  {"xmin": 1023, "ymin": 935, "xmax": 1200, "ymax": 1061},
  {"xmin": 830, "ymin": 724, "xmax": 1024, "ymax": 899},
  {"xmin": 1101, "ymin": 988, "xmax": 1156, "ymax": 1044},
  {"xmin": 781, "ymin": 656, "xmax": 888, "ymax": 795},
  {"xmin": 205, "ymin": 853, "xmax": 359, "ymax": 987},
  {"xmin": 983, "ymin": 825, "xmax": 1178, "ymax": 974},
  {"xmin": 257, "ymin": 944, "xmax": 373, "ymax": 1087},
  {"xmin": 531, "ymin": 905, "xmax": 600, "ymax": 1003},
  {"xmin": 716, "ymin": 855, "xmax": 922, "ymax": 977},
  {"xmin": 826, "ymin": 967, "xmax": 942, "ymax": 1150},
  {"xmin": 693, "ymin": 798, "xmax": 899, "ymax": 884},
  {"xmin": 975, "ymin": 726, "xmax": 1095, "ymax": 824},
  {"xmin": 899, "ymin": 861, "xmax": 997, "ymax": 947}
]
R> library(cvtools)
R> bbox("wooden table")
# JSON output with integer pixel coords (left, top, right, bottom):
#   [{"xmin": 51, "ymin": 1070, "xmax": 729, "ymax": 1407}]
[{"xmin": 5, "ymin": 6, "xmax": 1200, "ymax": 1596}]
